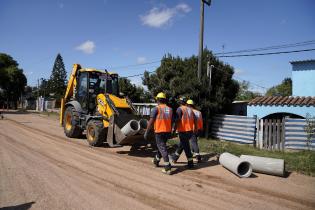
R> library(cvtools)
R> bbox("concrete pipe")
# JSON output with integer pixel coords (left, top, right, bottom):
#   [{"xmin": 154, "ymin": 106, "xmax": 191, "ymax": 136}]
[
  {"xmin": 138, "ymin": 119, "xmax": 148, "ymax": 134},
  {"xmin": 240, "ymin": 155, "xmax": 285, "ymax": 177},
  {"xmin": 219, "ymin": 152, "xmax": 252, "ymax": 178},
  {"xmin": 121, "ymin": 120, "xmax": 140, "ymax": 136}
]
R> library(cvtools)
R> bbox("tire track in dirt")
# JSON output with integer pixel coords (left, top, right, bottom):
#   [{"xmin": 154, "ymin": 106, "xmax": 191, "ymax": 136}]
[
  {"xmin": 0, "ymin": 131, "xmax": 180, "ymax": 210},
  {"xmin": 3, "ymin": 120, "xmax": 264, "ymax": 209},
  {"xmin": 3, "ymin": 117, "xmax": 315, "ymax": 210},
  {"xmin": 2, "ymin": 120, "xmax": 259, "ymax": 209},
  {"xmin": 2, "ymin": 121, "xmax": 229, "ymax": 209}
]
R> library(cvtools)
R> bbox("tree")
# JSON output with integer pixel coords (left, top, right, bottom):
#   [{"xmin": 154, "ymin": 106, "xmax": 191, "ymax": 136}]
[
  {"xmin": 0, "ymin": 53, "xmax": 27, "ymax": 109},
  {"xmin": 119, "ymin": 77, "xmax": 151, "ymax": 102},
  {"xmin": 48, "ymin": 53, "xmax": 67, "ymax": 99},
  {"xmin": 142, "ymin": 49, "xmax": 239, "ymax": 137},
  {"xmin": 236, "ymin": 80, "xmax": 261, "ymax": 101},
  {"xmin": 266, "ymin": 78, "xmax": 292, "ymax": 96}
]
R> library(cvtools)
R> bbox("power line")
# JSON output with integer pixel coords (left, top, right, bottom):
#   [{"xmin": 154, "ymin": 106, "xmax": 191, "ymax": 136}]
[
  {"xmin": 109, "ymin": 40, "xmax": 315, "ymax": 69},
  {"xmin": 215, "ymin": 40, "xmax": 315, "ymax": 55},
  {"xmin": 217, "ymin": 48, "xmax": 315, "ymax": 58}
]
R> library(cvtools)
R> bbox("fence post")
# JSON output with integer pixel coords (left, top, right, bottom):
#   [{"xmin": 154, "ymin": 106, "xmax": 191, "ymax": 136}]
[
  {"xmin": 264, "ymin": 119, "xmax": 268, "ymax": 149},
  {"xmin": 254, "ymin": 115, "xmax": 258, "ymax": 147},
  {"xmin": 268, "ymin": 119, "xmax": 272, "ymax": 150},
  {"xmin": 272, "ymin": 119, "xmax": 276, "ymax": 150},
  {"xmin": 282, "ymin": 117, "xmax": 287, "ymax": 150},
  {"xmin": 259, "ymin": 119, "xmax": 263, "ymax": 149},
  {"xmin": 277, "ymin": 119, "xmax": 281, "ymax": 151}
]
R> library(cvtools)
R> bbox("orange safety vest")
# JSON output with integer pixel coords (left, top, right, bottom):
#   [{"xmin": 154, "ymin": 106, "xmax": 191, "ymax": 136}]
[
  {"xmin": 154, "ymin": 104, "xmax": 172, "ymax": 133},
  {"xmin": 177, "ymin": 105, "xmax": 195, "ymax": 132},
  {"xmin": 193, "ymin": 109, "xmax": 203, "ymax": 131}
]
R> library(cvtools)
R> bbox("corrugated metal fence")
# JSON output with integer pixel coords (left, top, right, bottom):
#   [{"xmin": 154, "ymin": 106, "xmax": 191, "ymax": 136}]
[
  {"xmin": 285, "ymin": 118, "xmax": 315, "ymax": 150},
  {"xmin": 212, "ymin": 115, "xmax": 315, "ymax": 151},
  {"xmin": 211, "ymin": 114, "xmax": 257, "ymax": 144}
]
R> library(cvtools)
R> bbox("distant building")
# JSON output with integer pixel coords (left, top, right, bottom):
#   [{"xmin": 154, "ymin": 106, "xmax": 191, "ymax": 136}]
[
  {"xmin": 247, "ymin": 59, "xmax": 315, "ymax": 119},
  {"xmin": 228, "ymin": 101, "xmax": 248, "ymax": 116},
  {"xmin": 291, "ymin": 59, "xmax": 315, "ymax": 96}
]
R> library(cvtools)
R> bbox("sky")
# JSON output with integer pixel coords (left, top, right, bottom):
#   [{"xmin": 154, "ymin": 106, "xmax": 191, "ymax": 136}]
[{"xmin": 0, "ymin": 0, "xmax": 314, "ymax": 93}]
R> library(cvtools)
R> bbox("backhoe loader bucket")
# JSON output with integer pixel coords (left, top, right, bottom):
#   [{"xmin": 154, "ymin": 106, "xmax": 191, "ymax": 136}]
[{"xmin": 106, "ymin": 115, "xmax": 154, "ymax": 147}]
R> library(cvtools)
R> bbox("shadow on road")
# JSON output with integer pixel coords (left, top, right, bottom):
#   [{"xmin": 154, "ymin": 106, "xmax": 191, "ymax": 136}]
[
  {"xmin": 0, "ymin": 201, "xmax": 35, "ymax": 210},
  {"xmin": 171, "ymin": 159, "xmax": 218, "ymax": 175}
]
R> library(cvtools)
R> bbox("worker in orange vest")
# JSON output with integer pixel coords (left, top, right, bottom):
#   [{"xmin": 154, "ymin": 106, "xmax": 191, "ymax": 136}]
[
  {"xmin": 171, "ymin": 99, "xmax": 203, "ymax": 163},
  {"xmin": 187, "ymin": 99, "xmax": 203, "ymax": 162},
  {"xmin": 171, "ymin": 97, "xmax": 197, "ymax": 168},
  {"xmin": 144, "ymin": 92, "xmax": 173, "ymax": 175}
]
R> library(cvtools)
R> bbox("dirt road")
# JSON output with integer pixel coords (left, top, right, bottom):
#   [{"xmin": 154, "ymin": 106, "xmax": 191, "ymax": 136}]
[{"xmin": 1, "ymin": 112, "xmax": 315, "ymax": 210}]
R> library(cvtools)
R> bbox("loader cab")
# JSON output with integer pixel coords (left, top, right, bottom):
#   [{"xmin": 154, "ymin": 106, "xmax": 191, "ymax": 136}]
[{"xmin": 76, "ymin": 69, "xmax": 119, "ymax": 113}]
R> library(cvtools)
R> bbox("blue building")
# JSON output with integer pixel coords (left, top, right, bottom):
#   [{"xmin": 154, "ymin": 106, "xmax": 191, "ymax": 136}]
[{"xmin": 247, "ymin": 59, "xmax": 315, "ymax": 119}]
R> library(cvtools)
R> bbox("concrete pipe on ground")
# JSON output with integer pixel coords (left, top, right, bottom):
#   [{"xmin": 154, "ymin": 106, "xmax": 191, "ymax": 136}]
[
  {"xmin": 121, "ymin": 120, "xmax": 140, "ymax": 136},
  {"xmin": 240, "ymin": 155, "xmax": 285, "ymax": 177},
  {"xmin": 138, "ymin": 119, "xmax": 148, "ymax": 134},
  {"xmin": 219, "ymin": 152, "xmax": 252, "ymax": 178}
]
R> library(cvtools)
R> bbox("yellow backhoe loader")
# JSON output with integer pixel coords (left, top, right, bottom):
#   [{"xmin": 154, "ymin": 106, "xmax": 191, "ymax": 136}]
[{"xmin": 60, "ymin": 64, "xmax": 151, "ymax": 147}]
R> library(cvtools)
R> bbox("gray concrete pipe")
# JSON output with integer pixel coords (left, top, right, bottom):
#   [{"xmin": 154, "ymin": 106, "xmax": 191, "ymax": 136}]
[
  {"xmin": 240, "ymin": 155, "xmax": 285, "ymax": 177},
  {"xmin": 137, "ymin": 119, "xmax": 148, "ymax": 134},
  {"xmin": 121, "ymin": 120, "xmax": 140, "ymax": 136},
  {"xmin": 219, "ymin": 152, "xmax": 252, "ymax": 178}
]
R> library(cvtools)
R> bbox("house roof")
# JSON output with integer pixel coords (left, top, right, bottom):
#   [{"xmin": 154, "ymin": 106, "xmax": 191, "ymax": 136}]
[
  {"xmin": 248, "ymin": 96, "xmax": 315, "ymax": 106},
  {"xmin": 290, "ymin": 59, "xmax": 315, "ymax": 64}
]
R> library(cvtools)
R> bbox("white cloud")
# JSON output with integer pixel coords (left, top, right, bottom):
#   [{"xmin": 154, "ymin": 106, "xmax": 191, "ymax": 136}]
[
  {"xmin": 137, "ymin": 56, "xmax": 147, "ymax": 64},
  {"xmin": 75, "ymin": 40, "xmax": 95, "ymax": 54},
  {"xmin": 140, "ymin": 3, "xmax": 191, "ymax": 28}
]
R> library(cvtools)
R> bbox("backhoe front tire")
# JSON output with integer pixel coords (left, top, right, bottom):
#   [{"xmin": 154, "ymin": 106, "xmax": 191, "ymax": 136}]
[
  {"xmin": 86, "ymin": 120, "xmax": 107, "ymax": 147},
  {"xmin": 63, "ymin": 106, "xmax": 82, "ymax": 138}
]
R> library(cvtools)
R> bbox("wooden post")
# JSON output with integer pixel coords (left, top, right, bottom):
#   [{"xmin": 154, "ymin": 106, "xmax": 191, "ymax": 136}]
[
  {"xmin": 259, "ymin": 119, "xmax": 264, "ymax": 149},
  {"xmin": 264, "ymin": 119, "xmax": 268, "ymax": 149},
  {"xmin": 277, "ymin": 119, "xmax": 281, "ymax": 151},
  {"xmin": 272, "ymin": 119, "xmax": 276, "ymax": 151},
  {"xmin": 282, "ymin": 117, "xmax": 286, "ymax": 150},
  {"xmin": 254, "ymin": 115, "xmax": 258, "ymax": 147},
  {"xmin": 268, "ymin": 119, "xmax": 272, "ymax": 150}
]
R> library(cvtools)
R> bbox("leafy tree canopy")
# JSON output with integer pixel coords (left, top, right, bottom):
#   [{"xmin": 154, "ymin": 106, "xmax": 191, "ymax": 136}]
[
  {"xmin": 266, "ymin": 78, "xmax": 292, "ymax": 96},
  {"xmin": 119, "ymin": 77, "xmax": 151, "ymax": 102},
  {"xmin": 142, "ymin": 49, "xmax": 239, "ymax": 114},
  {"xmin": 0, "ymin": 53, "xmax": 27, "ymax": 108},
  {"xmin": 235, "ymin": 80, "xmax": 261, "ymax": 101}
]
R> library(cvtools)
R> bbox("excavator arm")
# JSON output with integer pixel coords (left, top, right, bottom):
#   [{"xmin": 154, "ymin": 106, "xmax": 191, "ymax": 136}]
[{"xmin": 60, "ymin": 64, "xmax": 81, "ymax": 125}]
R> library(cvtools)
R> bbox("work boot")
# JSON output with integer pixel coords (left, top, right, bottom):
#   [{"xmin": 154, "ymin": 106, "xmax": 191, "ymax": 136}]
[
  {"xmin": 187, "ymin": 160, "xmax": 194, "ymax": 169},
  {"xmin": 169, "ymin": 154, "xmax": 179, "ymax": 163},
  {"xmin": 162, "ymin": 164, "xmax": 172, "ymax": 175},
  {"xmin": 196, "ymin": 155, "xmax": 202, "ymax": 163},
  {"xmin": 152, "ymin": 157, "xmax": 160, "ymax": 167}
]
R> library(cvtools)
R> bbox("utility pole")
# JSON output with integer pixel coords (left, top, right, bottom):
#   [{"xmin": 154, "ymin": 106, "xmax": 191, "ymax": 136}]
[
  {"xmin": 205, "ymin": 61, "xmax": 213, "ymax": 138},
  {"xmin": 198, "ymin": 0, "xmax": 211, "ymax": 82}
]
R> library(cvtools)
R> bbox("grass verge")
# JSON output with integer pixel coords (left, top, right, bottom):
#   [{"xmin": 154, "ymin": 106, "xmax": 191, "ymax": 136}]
[{"xmin": 168, "ymin": 138, "xmax": 315, "ymax": 176}]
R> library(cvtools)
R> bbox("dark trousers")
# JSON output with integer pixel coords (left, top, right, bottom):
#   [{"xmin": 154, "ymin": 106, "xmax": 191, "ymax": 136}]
[
  {"xmin": 155, "ymin": 132, "xmax": 171, "ymax": 163},
  {"xmin": 176, "ymin": 133, "xmax": 200, "ymax": 156},
  {"xmin": 175, "ymin": 132, "xmax": 193, "ymax": 160}
]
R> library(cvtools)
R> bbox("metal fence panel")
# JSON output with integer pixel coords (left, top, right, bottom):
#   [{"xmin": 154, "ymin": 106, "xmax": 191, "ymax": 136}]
[
  {"xmin": 285, "ymin": 118, "xmax": 315, "ymax": 150},
  {"xmin": 211, "ymin": 114, "xmax": 257, "ymax": 144}
]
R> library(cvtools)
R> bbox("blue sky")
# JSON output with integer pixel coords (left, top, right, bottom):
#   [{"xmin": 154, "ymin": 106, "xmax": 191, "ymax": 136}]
[{"xmin": 0, "ymin": 0, "xmax": 314, "ymax": 93}]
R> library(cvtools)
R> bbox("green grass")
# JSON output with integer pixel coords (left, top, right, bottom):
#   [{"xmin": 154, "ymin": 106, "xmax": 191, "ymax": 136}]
[{"xmin": 168, "ymin": 138, "xmax": 315, "ymax": 176}]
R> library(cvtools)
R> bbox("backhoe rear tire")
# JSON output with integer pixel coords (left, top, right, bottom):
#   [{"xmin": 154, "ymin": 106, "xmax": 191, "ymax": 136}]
[
  {"xmin": 63, "ymin": 106, "xmax": 82, "ymax": 138},
  {"xmin": 86, "ymin": 120, "xmax": 107, "ymax": 147}
]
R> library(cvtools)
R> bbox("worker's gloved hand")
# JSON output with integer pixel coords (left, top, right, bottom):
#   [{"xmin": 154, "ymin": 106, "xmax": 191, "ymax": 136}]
[{"xmin": 144, "ymin": 130, "xmax": 149, "ymax": 140}]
